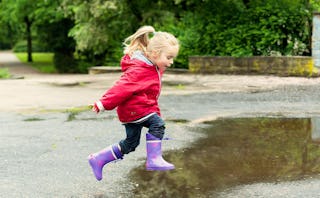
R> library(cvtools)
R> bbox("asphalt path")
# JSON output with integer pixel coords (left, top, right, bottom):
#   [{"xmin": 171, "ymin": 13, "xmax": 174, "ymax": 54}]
[{"xmin": 2, "ymin": 51, "xmax": 320, "ymax": 197}]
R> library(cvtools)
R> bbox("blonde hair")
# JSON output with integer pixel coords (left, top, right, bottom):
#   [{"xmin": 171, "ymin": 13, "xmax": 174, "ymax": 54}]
[{"xmin": 123, "ymin": 26, "xmax": 179, "ymax": 56}]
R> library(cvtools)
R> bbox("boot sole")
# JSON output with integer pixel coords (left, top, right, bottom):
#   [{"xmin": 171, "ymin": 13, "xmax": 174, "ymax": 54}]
[{"xmin": 146, "ymin": 166, "xmax": 175, "ymax": 171}]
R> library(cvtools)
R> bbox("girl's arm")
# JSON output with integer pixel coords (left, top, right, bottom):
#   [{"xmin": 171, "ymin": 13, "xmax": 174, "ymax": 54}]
[{"xmin": 93, "ymin": 67, "xmax": 143, "ymax": 112}]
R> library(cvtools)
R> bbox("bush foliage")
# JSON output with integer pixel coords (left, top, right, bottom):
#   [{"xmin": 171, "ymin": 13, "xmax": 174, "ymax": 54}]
[{"xmin": 0, "ymin": 0, "xmax": 317, "ymax": 71}]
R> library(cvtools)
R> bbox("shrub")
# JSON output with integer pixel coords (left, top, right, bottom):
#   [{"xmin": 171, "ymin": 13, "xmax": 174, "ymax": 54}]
[
  {"xmin": 13, "ymin": 40, "xmax": 52, "ymax": 52},
  {"xmin": 53, "ymin": 52, "xmax": 78, "ymax": 73}
]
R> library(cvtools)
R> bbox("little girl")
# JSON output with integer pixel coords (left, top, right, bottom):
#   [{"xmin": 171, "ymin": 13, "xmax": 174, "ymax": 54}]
[{"xmin": 88, "ymin": 26, "xmax": 180, "ymax": 181}]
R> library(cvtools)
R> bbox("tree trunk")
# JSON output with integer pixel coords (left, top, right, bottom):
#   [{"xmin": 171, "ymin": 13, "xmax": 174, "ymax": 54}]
[
  {"xmin": 306, "ymin": 0, "xmax": 312, "ymax": 56},
  {"xmin": 24, "ymin": 16, "xmax": 33, "ymax": 62}
]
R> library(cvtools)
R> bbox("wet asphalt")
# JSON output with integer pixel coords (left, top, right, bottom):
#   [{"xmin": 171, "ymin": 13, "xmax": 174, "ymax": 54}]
[
  {"xmin": 2, "ymin": 51, "xmax": 320, "ymax": 197},
  {"xmin": 2, "ymin": 84, "xmax": 320, "ymax": 197}
]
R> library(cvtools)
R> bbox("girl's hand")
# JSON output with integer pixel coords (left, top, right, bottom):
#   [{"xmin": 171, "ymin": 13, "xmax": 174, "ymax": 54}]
[{"xmin": 92, "ymin": 103, "xmax": 100, "ymax": 113}]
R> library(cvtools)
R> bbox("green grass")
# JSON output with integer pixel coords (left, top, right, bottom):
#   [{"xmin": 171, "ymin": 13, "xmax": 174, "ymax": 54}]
[
  {"xmin": 0, "ymin": 68, "xmax": 10, "ymax": 79},
  {"xmin": 15, "ymin": 52, "xmax": 56, "ymax": 73},
  {"xmin": 23, "ymin": 117, "xmax": 45, "ymax": 122}
]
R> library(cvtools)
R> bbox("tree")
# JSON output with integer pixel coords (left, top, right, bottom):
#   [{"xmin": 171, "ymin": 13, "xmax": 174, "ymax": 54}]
[
  {"xmin": 173, "ymin": 0, "xmax": 311, "ymax": 59},
  {"xmin": 62, "ymin": 0, "xmax": 129, "ymax": 65},
  {"xmin": 34, "ymin": 0, "xmax": 77, "ymax": 73},
  {"xmin": 311, "ymin": 0, "xmax": 320, "ymax": 11},
  {"xmin": 0, "ymin": 17, "xmax": 22, "ymax": 49},
  {"xmin": 1, "ymin": 0, "xmax": 315, "ymax": 71},
  {"xmin": 62, "ymin": 0, "xmax": 182, "ymax": 65},
  {"xmin": 0, "ymin": 0, "xmax": 40, "ymax": 62}
]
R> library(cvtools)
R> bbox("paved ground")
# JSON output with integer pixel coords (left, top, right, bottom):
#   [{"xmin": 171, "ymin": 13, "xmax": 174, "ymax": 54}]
[
  {"xmin": 2, "ymin": 51, "xmax": 320, "ymax": 113},
  {"xmin": 2, "ymin": 51, "xmax": 320, "ymax": 197}
]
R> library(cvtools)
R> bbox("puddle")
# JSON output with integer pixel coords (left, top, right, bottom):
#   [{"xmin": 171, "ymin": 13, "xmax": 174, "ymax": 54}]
[{"xmin": 129, "ymin": 117, "xmax": 320, "ymax": 197}]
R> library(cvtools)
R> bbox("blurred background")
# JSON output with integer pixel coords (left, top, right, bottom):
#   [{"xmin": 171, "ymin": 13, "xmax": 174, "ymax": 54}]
[{"xmin": 0, "ymin": 0, "xmax": 319, "ymax": 75}]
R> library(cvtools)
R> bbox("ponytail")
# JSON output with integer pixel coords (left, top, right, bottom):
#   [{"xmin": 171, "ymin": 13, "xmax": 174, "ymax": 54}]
[{"xmin": 123, "ymin": 26, "xmax": 155, "ymax": 56}]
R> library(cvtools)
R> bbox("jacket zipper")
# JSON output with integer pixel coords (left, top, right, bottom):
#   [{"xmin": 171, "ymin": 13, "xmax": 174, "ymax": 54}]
[{"xmin": 155, "ymin": 66, "xmax": 161, "ymax": 99}]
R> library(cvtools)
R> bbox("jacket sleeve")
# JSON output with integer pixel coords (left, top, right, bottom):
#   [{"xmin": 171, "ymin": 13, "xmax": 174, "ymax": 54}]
[{"xmin": 99, "ymin": 67, "xmax": 143, "ymax": 110}]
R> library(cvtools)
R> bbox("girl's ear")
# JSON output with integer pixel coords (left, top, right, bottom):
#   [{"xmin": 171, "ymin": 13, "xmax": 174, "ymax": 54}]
[{"xmin": 151, "ymin": 50, "xmax": 160, "ymax": 59}]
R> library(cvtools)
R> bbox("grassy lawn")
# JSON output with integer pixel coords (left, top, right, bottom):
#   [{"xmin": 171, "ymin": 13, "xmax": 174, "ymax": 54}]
[
  {"xmin": 0, "ymin": 68, "xmax": 10, "ymax": 79},
  {"xmin": 15, "ymin": 52, "xmax": 56, "ymax": 73}
]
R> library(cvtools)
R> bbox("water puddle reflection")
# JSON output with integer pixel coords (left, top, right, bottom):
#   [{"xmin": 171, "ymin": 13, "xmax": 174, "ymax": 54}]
[{"xmin": 129, "ymin": 117, "xmax": 320, "ymax": 197}]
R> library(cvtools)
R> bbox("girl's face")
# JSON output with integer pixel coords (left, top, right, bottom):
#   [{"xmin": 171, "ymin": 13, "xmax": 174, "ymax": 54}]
[{"xmin": 151, "ymin": 46, "xmax": 179, "ymax": 72}]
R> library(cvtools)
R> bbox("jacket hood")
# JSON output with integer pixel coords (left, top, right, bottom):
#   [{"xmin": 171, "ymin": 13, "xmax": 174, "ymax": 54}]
[{"xmin": 120, "ymin": 54, "xmax": 154, "ymax": 72}]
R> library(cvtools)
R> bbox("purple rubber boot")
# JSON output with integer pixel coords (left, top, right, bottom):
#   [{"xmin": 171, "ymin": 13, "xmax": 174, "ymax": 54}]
[
  {"xmin": 88, "ymin": 144, "xmax": 123, "ymax": 181},
  {"xmin": 146, "ymin": 133, "xmax": 175, "ymax": 171}
]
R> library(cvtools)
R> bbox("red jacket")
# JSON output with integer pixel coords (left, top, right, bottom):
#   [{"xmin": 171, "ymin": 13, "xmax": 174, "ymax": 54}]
[{"xmin": 98, "ymin": 54, "xmax": 163, "ymax": 123}]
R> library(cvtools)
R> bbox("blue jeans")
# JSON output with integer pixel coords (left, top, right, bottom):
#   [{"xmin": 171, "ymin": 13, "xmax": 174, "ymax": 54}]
[{"xmin": 119, "ymin": 114, "xmax": 165, "ymax": 155}]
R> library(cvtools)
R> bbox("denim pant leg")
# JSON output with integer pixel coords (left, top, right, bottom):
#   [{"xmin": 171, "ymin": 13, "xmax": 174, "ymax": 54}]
[
  {"xmin": 143, "ymin": 114, "xmax": 166, "ymax": 139},
  {"xmin": 119, "ymin": 123, "xmax": 143, "ymax": 155}
]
